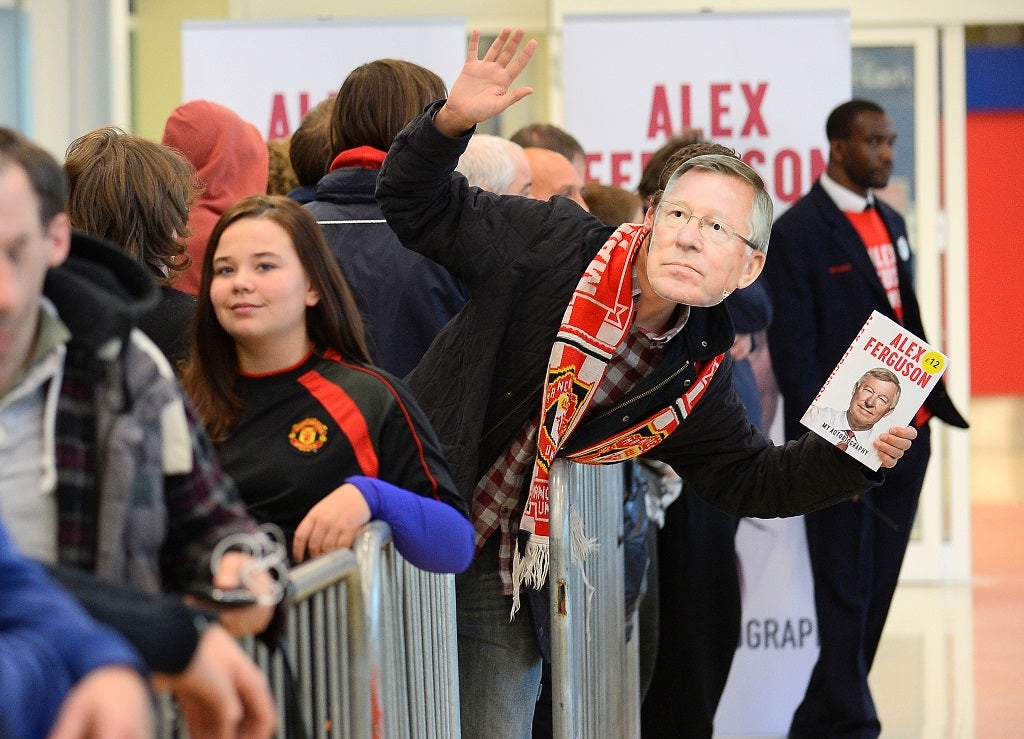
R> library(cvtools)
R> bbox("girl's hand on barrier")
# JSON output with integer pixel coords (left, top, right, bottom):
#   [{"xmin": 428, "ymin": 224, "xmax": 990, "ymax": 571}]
[{"xmin": 292, "ymin": 483, "xmax": 371, "ymax": 563}]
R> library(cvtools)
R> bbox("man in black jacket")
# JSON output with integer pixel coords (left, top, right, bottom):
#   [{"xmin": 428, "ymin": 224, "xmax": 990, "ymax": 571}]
[
  {"xmin": 763, "ymin": 98, "xmax": 968, "ymax": 739},
  {"xmin": 376, "ymin": 30, "xmax": 918, "ymax": 739}
]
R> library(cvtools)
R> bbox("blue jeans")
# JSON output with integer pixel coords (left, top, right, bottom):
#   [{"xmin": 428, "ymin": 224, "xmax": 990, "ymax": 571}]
[{"xmin": 456, "ymin": 535, "xmax": 543, "ymax": 739}]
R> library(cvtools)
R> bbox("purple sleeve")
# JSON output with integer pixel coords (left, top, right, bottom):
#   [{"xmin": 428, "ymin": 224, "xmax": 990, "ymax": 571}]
[{"xmin": 346, "ymin": 476, "xmax": 474, "ymax": 573}]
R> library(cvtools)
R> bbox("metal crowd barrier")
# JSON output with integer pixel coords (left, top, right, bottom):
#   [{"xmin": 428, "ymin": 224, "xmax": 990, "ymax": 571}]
[
  {"xmin": 353, "ymin": 521, "xmax": 461, "ymax": 739},
  {"xmin": 250, "ymin": 548, "xmax": 371, "ymax": 739},
  {"xmin": 156, "ymin": 547, "xmax": 368, "ymax": 739},
  {"xmin": 158, "ymin": 522, "xmax": 460, "ymax": 739},
  {"xmin": 549, "ymin": 459, "xmax": 641, "ymax": 739}
]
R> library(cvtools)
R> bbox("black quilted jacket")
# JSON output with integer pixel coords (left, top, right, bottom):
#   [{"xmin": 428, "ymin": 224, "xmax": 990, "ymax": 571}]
[{"xmin": 377, "ymin": 102, "xmax": 884, "ymax": 520}]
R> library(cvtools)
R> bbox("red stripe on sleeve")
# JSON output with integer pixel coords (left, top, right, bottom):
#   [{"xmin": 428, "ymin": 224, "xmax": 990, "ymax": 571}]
[{"xmin": 299, "ymin": 370, "xmax": 380, "ymax": 478}]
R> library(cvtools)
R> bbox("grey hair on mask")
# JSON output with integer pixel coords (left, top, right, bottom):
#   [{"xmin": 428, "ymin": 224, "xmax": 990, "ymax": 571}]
[{"xmin": 661, "ymin": 153, "xmax": 773, "ymax": 254}]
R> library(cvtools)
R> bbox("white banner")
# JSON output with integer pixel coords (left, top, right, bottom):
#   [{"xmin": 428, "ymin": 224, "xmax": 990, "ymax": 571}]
[
  {"xmin": 715, "ymin": 517, "xmax": 819, "ymax": 736},
  {"xmin": 562, "ymin": 11, "xmax": 851, "ymax": 214},
  {"xmin": 181, "ymin": 18, "xmax": 466, "ymax": 140}
]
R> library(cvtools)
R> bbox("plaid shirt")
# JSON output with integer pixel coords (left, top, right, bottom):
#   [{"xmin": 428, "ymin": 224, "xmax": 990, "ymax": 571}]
[
  {"xmin": 53, "ymin": 335, "xmax": 258, "ymax": 593},
  {"xmin": 473, "ymin": 291, "xmax": 688, "ymax": 594}
]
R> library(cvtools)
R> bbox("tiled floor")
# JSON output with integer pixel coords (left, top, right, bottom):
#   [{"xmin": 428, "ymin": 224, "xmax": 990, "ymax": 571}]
[{"xmin": 870, "ymin": 395, "xmax": 1024, "ymax": 738}]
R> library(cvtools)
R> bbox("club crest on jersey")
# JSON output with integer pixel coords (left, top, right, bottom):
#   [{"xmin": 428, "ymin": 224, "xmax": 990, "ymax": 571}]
[{"xmin": 289, "ymin": 417, "xmax": 328, "ymax": 453}]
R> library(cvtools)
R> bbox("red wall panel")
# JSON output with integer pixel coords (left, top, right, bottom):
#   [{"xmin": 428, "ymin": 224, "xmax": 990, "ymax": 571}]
[{"xmin": 966, "ymin": 112, "xmax": 1024, "ymax": 395}]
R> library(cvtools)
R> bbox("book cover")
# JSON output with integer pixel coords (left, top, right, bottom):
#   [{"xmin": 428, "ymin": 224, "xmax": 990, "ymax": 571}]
[{"xmin": 800, "ymin": 310, "xmax": 948, "ymax": 471}]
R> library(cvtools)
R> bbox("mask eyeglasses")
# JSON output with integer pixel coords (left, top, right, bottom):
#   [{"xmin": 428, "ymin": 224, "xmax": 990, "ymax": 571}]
[{"xmin": 656, "ymin": 199, "xmax": 758, "ymax": 250}]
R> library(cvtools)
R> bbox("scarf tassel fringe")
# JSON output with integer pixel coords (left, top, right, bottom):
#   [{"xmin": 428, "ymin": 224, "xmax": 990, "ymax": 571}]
[{"xmin": 509, "ymin": 506, "xmax": 598, "ymax": 620}]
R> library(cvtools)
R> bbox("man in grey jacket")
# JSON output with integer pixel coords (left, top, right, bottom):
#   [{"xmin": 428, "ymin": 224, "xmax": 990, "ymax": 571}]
[
  {"xmin": 0, "ymin": 125, "xmax": 279, "ymax": 736},
  {"xmin": 0, "ymin": 127, "xmax": 278, "ymax": 632}
]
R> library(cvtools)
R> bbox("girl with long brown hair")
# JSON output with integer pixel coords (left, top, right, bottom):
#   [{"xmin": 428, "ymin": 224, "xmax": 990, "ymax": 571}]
[{"xmin": 182, "ymin": 195, "xmax": 472, "ymax": 571}]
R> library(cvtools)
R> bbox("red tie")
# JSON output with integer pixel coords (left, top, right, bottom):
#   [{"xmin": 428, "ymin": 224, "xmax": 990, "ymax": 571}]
[{"xmin": 837, "ymin": 429, "xmax": 854, "ymax": 452}]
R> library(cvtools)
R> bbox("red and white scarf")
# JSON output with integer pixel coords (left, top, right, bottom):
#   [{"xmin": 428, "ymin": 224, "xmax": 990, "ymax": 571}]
[{"xmin": 511, "ymin": 224, "xmax": 722, "ymax": 612}]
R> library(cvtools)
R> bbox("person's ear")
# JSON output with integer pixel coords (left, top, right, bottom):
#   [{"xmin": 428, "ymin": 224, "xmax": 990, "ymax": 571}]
[
  {"xmin": 829, "ymin": 138, "xmax": 846, "ymax": 168},
  {"xmin": 44, "ymin": 213, "xmax": 72, "ymax": 268},
  {"xmin": 736, "ymin": 249, "xmax": 765, "ymax": 289},
  {"xmin": 642, "ymin": 200, "xmax": 658, "ymax": 231},
  {"xmin": 305, "ymin": 285, "xmax": 320, "ymax": 308}
]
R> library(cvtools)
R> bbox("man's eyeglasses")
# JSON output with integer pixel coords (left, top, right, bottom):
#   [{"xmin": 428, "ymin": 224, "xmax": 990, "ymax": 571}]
[{"xmin": 655, "ymin": 200, "xmax": 758, "ymax": 250}]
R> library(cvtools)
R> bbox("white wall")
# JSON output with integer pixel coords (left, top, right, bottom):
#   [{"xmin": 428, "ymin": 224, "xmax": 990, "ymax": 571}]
[{"xmin": 17, "ymin": 0, "xmax": 129, "ymax": 158}]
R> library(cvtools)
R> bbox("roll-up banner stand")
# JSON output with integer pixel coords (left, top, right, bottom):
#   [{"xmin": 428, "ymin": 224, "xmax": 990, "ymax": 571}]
[{"xmin": 181, "ymin": 17, "xmax": 465, "ymax": 140}]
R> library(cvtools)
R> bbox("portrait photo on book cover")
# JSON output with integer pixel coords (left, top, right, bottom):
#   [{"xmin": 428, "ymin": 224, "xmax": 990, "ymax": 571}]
[
  {"xmin": 802, "ymin": 367, "xmax": 902, "ymax": 469},
  {"xmin": 800, "ymin": 309, "xmax": 949, "ymax": 472}
]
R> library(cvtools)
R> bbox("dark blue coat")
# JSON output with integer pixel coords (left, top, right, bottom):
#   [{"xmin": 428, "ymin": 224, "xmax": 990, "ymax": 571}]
[
  {"xmin": 305, "ymin": 166, "xmax": 467, "ymax": 377},
  {"xmin": 725, "ymin": 282, "xmax": 773, "ymax": 430},
  {"xmin": 0, "ymin": 522, "xmax": 143, "ymax": 739},
  {"xmin": 763, "ymin": 180, "xmax": 966, "ymax": 441}
]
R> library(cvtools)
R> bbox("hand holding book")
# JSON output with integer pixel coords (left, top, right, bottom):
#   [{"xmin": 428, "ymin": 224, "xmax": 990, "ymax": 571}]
[{"xmin": 800, "ymin": 311, "xmax": 945, "ymax": 471}]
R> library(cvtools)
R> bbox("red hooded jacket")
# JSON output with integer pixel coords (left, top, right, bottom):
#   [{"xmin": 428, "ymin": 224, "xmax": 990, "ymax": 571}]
[{"xmin": 162, "ymin": 100, "xmax": 268, "ymax": 295}]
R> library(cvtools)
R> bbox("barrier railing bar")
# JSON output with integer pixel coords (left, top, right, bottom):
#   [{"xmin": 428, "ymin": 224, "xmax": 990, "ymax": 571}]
[{"xmin": 326, "ymin": 590, "xmax": 342, "ymax": 739}]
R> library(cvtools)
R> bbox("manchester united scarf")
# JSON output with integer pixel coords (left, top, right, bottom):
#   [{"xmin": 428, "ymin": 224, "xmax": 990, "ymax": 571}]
[{"xmin": 511, "ymin": 223, "xmax": 722, "ymax": 615}]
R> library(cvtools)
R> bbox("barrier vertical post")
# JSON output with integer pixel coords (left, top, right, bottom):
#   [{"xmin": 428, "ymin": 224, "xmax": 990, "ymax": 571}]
[
  {"xmin": 550, "ymin": 458, "xmax": 577, "ymax": 738},
  {"xmin": 549, "ymin": 459, "xmax": 641, "ymax": 739}
]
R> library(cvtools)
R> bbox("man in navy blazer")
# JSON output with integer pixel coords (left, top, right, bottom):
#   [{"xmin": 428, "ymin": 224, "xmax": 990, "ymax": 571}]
[{"xmin": 763, "ymin": 99, "xmax": 968, "ymax": 738}]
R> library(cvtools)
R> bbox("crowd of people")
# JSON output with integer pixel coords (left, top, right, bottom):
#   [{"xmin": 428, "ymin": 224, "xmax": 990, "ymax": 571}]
[{"xmin": 0, "ymin": 23, "xmax": 967, "ymax": 739}]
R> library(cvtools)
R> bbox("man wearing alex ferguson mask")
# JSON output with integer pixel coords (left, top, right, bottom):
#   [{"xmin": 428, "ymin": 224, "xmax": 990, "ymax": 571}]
[{"xmin": 375, "ymin": 29, "xmax": 918, "ymax": 738}]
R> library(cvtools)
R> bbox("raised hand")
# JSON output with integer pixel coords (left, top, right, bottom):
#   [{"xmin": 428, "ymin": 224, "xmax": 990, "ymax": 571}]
[{"xmin": 435, "ymin": 27, "xmax": 537, "ymax": 136}]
